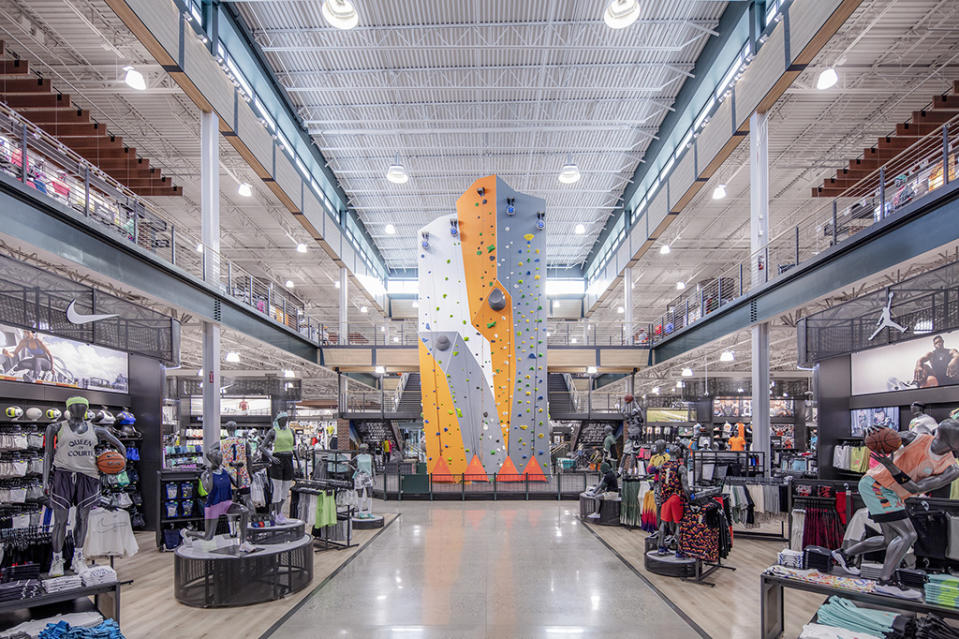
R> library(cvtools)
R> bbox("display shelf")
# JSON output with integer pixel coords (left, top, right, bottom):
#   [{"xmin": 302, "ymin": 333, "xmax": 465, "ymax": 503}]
[{"xmin": 0, "ymin": 579, "xmax": 132, "ymax": 625}]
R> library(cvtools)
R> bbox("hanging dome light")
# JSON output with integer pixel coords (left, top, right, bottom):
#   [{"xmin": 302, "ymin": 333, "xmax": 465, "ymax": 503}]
[
  {"xmin": 676, "ymin": 281, "xmax": 686, "ymax": 291},
  {"xmin": 122, "ymin": 66, "xmax": 146, "ymax": 91},
  {"xmin": 557, "ymin": 155, "xmax": 581, "ymax": 184},
  {"xmin": 712, "ymin": 184, "xmax": 727, "ymax": 200},
  {"xmin": 574, "ymin": 223, "xmax": 586, "ymax": 235},
  {"xmin": 237, "ymin": 182, "xmax": 253, "ymax": 197},
  {"xmin": 386, "ymin": 153, "xmax": 409, "ymax": 184},
  {"xmin": 659, "ymin": 244, "xmax": 671, "ymax": 255},
  {"xmin": 603, "ymin": 0, "xmax": 641, "ymax": 29},
  {"xmin": 321, "ymin": 0, "xmax": 359, "ymax": 30},
  {"xmin": 816, "ymin": 67, "xmax": 839, "ymax": 90},
  {"xmin": 385, "ymin": 223, "xmax": 396, "ymax": 235}
]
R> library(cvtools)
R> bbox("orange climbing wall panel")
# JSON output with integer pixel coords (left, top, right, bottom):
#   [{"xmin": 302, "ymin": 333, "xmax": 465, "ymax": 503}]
[{"xmin": 418, "ymin": 340, "xmax": 468, "ymax": 476}]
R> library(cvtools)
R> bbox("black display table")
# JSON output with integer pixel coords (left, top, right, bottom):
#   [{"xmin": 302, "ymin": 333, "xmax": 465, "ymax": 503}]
[
  {"xmin": 0, "ymin": 580, "xmax": 131, "ymax": 625},
  {"xmin": 579, "ymin": 492, "xmax": 620, "ymax": 525},
  {"xmin": 351, "ymin": 514, "xmax": 384, "ymax": 530},
  {"xmin": 760, "ymin": 571, "xmax": 959, "ymax": 639},
  {"xmin": 247, "ymin": 519, "xmax": 305, "ymax": 545},
  {"xmin": 174, "ymin": 535, "xmax": 313, "ymax": 608}
]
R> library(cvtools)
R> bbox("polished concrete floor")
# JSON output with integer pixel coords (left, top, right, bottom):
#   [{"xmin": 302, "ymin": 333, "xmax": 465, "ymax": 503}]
[{"xmin": 268, "ymin": 501, "xmax": 705, "ymax": 638}]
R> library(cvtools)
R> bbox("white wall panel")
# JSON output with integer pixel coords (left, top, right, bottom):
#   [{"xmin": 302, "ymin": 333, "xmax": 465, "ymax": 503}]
[
  {"xmin": 648, "ymin": 189, "xmax": 669, "ymax": 234},
  {"xmin": 273, "ymin": 152, "xmax": 300, "ymax": 206},
  {"xmin": 129, "ymin": 0, "xmax": 178, "ymax": 57},
  {"xmin": 698, "ymin": 98, "xmax": 733, "ymax": 169},
  {"xmin": 669, "ymin": 151, "xmax": 696, "ymax": 207},
  {"xmin": 789, "ymin": 0, "xmax": 842, "ymax": 57},
  {"xmin": 301, "ymin": 189, "xmax": 324, "ymax": 239},
  {"xmin": 182, "ymin": 38, "xmax": 233, "ymax": 123},
  {"xmin": 236, "ymin": 102, "xmax": 274, "ymax": 173}
]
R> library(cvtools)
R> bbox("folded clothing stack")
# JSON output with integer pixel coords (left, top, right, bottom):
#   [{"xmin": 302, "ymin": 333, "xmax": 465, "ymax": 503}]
[
  {"xmin": 897, "ymin": 568, "xmax": 927, "ymax": 590},
  {"xmin": 2, "ymin": 563, "xmax": 40, "ymax": 582},
  {"xmin": 42, "ymin": 575, "xmax": 83, "ymax": 593},
  {"xmin": 859, "ymin": 562, "xmax": 884, "ymax": 580},
  {"xmin": 38, "ymin": 619, "xmax": 124, "ymax": 639},
  {"xmin": 0, "ymin": 579, "xmax": 42, "ymax": 601},
  {"xmin": 804, "ymin": 546, "xmax": 833, "ymax": 572},
  {"xmin": 0, "ymin": 612, "xmax": 103, "ymax": 639},
  {"xmin": 778, "ymin": 549, "xmax": 804, "ymax": 568},
  {"xmin": 926, "ymin": 574, "xmax": 959, "ymax": 609},
  {"xmin": 80, "ymin": 566, "xmax": 117, "ymax": 587},
  {"xmin": 816, "ymin": 596, "xmax": 911, "ymax": 638},
  {"xmin": 800, "ymin": 623, "xmax": 881, "ymax": 639}
]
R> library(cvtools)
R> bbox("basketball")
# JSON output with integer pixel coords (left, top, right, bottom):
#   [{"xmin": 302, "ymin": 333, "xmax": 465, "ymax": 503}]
[
  {"xmin": 623, "ymin": 394, "xmax": 634, "ymax": 404},
  {"xmin": 865, "ymin": 427, "xmax": 901, "ymax": 455},
  {"xmin": 96, "ymin": 450, "xmax": 126, "ymax": 475}
]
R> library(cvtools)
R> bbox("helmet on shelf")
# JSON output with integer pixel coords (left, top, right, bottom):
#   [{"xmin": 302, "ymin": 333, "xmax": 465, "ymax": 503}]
[
  {"xmin": 4, "ymin": 406, "xmax": 23, "ymax": 420},
  {"xmin": 45, "ymin": 408, "xmax": 62, "ymax": 421}
]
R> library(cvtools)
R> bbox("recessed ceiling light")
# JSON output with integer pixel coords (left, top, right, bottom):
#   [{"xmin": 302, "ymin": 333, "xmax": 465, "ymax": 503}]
[
  {"xmin": 681, "ymin": 367, "xmax": 693, "ymax": 377},
  {"xmin": 816, "ymin": 67, "xmax": 839, "ymax": 90},
  {"xmin": 285, "ymin": 280, "xmax": 294, "ymax": 288},
  {"xmin": 296, "ymin": 243, "xmax": 308, "ymax": 253},
  {"xmin": 603, "ymin": 0, "xmax": 641, "ymax": 29},
  {"xmin": 558, "ymin": 155, "xmax": 581, "ymax": 184},
  {"xmin": 586, "ymin": 366, "xmax": 597, "ymax": 374},
  {"xmin": 712, "ymin": 184, "xmax": 727, "ymax": 200},
  {"xmin": 720, "ymin": 350, "xmax": 735, "ymax": 362},
  {"xmin": 676, "ymin": 281, "xmax": 686, "ymax": 290},
  {"xmin": 122, "ymin": 66, "xmax": 146, "ymax": 91},
  {"xmin": 616, "ymin": 306, "xmax": 624, "ymax": 314},
  {"xmin": 386, "ymin": 153, "xmax": 408, "ymax": 184},
  {"xmin": 385, "ymin": 223, "xmax": 396, "ymax": 235},
  {"xmin": 321, "ymin": 0, "xmax": 359, "ymax": 29},
  {"xmin": 574, "ymin": 223, "xmax": 586, "ymax": 235},
  {"xmin": 195, "ymin": 242, "xmax": 203, "ymax": 253},
  {"xmin": 360, "ymin": 306, "xmax": 368, "ymax": 313},
  {"xmin": 659, "ymin": 244, "xmax": 671, "ymax": 255},
  {"xmin": 225, "ymin": 351, "xmax": 240, "ymax": 363},
  {"xmin": 237, "ymin": 182, "xmax": 253, "ymax": 197},
  {"xmin": 284, "ymin": 369, "xmax": 295, "ymax": 378}
]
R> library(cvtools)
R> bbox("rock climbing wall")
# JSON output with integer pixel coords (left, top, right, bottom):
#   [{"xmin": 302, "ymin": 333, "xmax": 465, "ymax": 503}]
[{"xmin": 418, "ymin": 176, "xmax": 549, "ymax": 480}]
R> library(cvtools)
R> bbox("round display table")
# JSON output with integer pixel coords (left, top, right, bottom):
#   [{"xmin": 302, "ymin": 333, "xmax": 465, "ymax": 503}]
[
  {"xmin": 644, "ymin": 549, "xmax": 697, "ymax": 578},
  {"xmin": 351, "ymin": 514, "xmax": 384, "ymax": 530},
  {"xmin": 247, "ymin": 519, "xmax": 306, "ymax": 545},
  {"xmin": 174, "ymin": 534, "xmax": 313, "ymax": 608},
  {"xmin": 579, "ymin": 492, "xmax": 621, "ymax": 525}
]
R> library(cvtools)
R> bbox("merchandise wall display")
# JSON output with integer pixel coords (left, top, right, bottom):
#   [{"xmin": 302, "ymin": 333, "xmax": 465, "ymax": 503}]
[{"xmin": 417, "ymin": 175, "xmax": 548, "ymax": 479}]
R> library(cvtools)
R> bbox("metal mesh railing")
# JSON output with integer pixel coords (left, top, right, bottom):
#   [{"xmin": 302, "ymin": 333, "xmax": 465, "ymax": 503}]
[{"xmin": 387, "ymin": 471, "xmax": 600, "ymax": 500}]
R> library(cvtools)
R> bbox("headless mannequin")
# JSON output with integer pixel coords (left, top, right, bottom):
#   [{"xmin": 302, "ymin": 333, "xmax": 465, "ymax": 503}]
[
  {"xmin": 183, "ymin": 448, "xmax": 254, "ymax": 552},
  {"xmin": 834, "ymin": 420, "xmax": 959, "ymax": 590},
  {"xmin": 909, "ymin": 402, "xmax": 938, "ymax": 435},
  {"xmin": 656, "ymin": 444, "xmax": 689, "ymax": 555},
  {"xmin": 261, "ymin": 412, "xmax": 299, "ymax": 521},
  {"xmin": 349, "ymin": 444, "xmax": 375, "ymax": 518},
  {"xmin": 602, "ymin": 425, "xmax": 617, "ymax": 465},
  {"xmin": 221, "ymin": 421, "xmax": 268, "ymax": 511},
  {"xmin": 42, "ymin": 398, "xmax": 125, "ymax": 576},
  {"xmin": 621, "ymin": 399, "xmax": 645, "ymax": 474}
]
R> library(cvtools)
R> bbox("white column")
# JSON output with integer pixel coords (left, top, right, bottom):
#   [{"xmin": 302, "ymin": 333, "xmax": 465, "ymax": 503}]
[
  {"xmin": 623, "ymin": 267, "xmax": 633, "ymax": 344},
  {"xmin": 750, "ymin": 110, "xmax": 770, "ymax": 472},
  {"xmin": 200, "ymin": 110, "xmax": 220, "ymax": 452},
  {"xmin": 339, "ymin": 267, "xmax": 349, "ymax": 345}
]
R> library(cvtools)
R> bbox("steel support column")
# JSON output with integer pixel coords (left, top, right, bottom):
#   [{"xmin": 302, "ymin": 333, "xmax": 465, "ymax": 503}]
[
  {"xmin": 339, "ymin": 267, "xmax": 349, "ymax": 345},
  {"xmin": 623, "ymin": 267, "xmax": 633, "ymax": 344},
  {"xmin": 200, "ymin": 110, "xmax": 220, "ymax": 452},
  {"xmin": 750, "ymin": 110, "xmax": 770, "ymax": 473}
]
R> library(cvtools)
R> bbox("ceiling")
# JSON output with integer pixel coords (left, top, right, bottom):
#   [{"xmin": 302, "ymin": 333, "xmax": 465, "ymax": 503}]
[{"xmin": 231, "ymin": 0, "xmax": 727, "ymax": 271}]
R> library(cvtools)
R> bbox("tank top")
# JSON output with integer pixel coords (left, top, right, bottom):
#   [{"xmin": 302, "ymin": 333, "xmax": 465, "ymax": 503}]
[
  {"xmin": 273, "ymin": 426, "xmax": 294, "ymax": 453},
  {"xmin": 205, "ymin": 469, "xmax": 233, "ymax": 507},
  {"xmin": 53, "ymin": 422, "xmax": 99, "ymax": 478}
]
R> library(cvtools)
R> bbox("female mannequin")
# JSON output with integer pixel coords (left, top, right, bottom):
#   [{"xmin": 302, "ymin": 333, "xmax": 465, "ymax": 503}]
[
  {"xmin": 182, "ymin": 447, "xmax": 254, "ymax": 552},
  {"xmin": 261, "ymin": 411, "xmax": 299, "ymax": 523}
]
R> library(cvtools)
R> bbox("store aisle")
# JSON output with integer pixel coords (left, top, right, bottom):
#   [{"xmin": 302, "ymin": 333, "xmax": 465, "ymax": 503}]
[{"xmin": 265, "ymin": 501, "xmax": 705, "ymax": 638}]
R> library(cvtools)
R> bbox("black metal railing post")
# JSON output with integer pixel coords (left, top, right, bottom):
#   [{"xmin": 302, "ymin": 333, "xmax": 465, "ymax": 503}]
[
  {"xmin": 879, "ymin": 166, "xmax": 886, "ymax": 217},
  {"xmin": 20, "ymin": 123, "xmax": 28, "ymax": 184},
  {"xmin": 462, "ymin": 474, "xmax": 465, "ymax": 501},
  {"xmin": 794, "ymin": 225, "xmax": 800, "ymax": 266},
  {"xmin": 739, "ymin": 263, "xmax": 744, "ymax": 296},
  {"xmin": 944, "ymin": 125, "xmax": 951, "ymax": 185},
  {"xmin": 832, "ymin": 200, "xmax": 838, "ymax": 245}
]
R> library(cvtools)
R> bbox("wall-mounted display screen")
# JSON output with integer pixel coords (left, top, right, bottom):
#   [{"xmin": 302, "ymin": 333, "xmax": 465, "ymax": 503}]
[
  {"xmin": 770, "ymin": 399, "xmax": 795, "ymax": 417},
  {"xmin": 850, "ymin": 407, "xmax": 900, "ymax": 436},
  {"xmin": 852, "ymin": 328, "xmax": 959, "ymax": 395},
  {"xmin": 646, "ymin": 408, "xmax": 689, "ymax": 423},
  {"xmin": 0, "ymin": 322, "xmax": 128, "ymax": 392},
  {"xmin": 713, "ymin": 397, "xmax": 751, "ymax": 418}
]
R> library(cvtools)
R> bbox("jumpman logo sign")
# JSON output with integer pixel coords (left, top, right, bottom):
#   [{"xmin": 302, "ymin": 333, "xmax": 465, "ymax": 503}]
[{"xmin": 868, "ymin": 291, "xmax": 908, "ymax": 341}]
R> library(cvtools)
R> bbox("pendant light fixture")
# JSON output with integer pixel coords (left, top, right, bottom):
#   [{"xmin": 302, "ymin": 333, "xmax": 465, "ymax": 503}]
[
  {"xmin": 385, "ymin": 223, "xmax": 396, "ymax": 235},
  {"xmin": 659, "ymin": 244, "xmax": 671, "ymax": 255},
  {"xmin": 603, "ymin": 0, "xmax": 641, "ymax": 29},
  {"xmin": 574, "ymin": 223, "xmax": 586, "ymax": 235},
  {"xmin": 712, "ymin": 184, "xmax": 727, "ymax": 200},
  {"xmin": 122, "ymin": 66, "xmax": 146, "ymax": 91},
  {"xmin": 237, "ymin": 182, "xmax": 253, "ymax": 197},
  {"xmin": 321, "ymin": 0, "xmax": 359, "ymax": 30},
  {"xmin": 816, "ymin": 67, "xmax": 839, "ymax": 90},
  {"xmin": 386, "ymin": 153, "xmax": 409, "ymax": 184},
  {"xmin": 557, "ymin": 155, "xmax": 581, "ymax": 184}
]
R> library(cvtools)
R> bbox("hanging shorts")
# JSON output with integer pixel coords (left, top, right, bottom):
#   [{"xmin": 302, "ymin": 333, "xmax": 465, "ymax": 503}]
[
  {"xmin": 49, "ymin": 468, "xmax": 100, "ymax": 511},
  {"xmin": 660, "ymin": 494, "xmax": 684, "ymax": 523},
  {"xmin": 269, "ymin": 452, "xmax": 294, "ymax": 481},
  {"xmin": 859, "ymin": 475, "xmax": 908, "ymax": 522}
]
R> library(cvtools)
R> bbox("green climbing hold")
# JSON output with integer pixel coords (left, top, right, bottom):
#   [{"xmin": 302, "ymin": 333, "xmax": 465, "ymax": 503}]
[
  {"xmin": 487, "ymin": 321, "xmax": 496, "ymax": 328},
  {"xmin": 487, "ymin": 244, "xmax": 496, "ymax": 252}
]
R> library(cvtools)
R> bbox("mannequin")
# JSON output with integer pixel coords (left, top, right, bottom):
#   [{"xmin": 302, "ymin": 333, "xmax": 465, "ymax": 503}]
[
  {"xmin": 656, "ymin": 445, "xmax": 689, "ymax": 555},
  {"xmin": 42, "ymin": 396, "xmax": 126, "ymax": 576},
  {"xmin": 182, "ymin": 447, "xmax": 254, "ymax": 552},
  {"xmin": 833, "ymin": 419, "xmax": 959, "ymax": 594},
  {"xmin": 647, "ymin": 439, "xmax": 670, "ymax": 470},
  {"xmin": 586, "ymin": 461, "xmax": 619, "ymax": 519},
  {"xmin": 221, "ymin": 421, "xmax": 269, "ymax": 510},
  {"xmin": 602, "ymin": 425, "xmax": 618, "ymax": 465},
  {"xmin": 351, "ymin": 444, "xmax": 375, "ymax": 519},
  {"xmin": 261, "ymin": 411, "xmax": 299, "ymax": 522},
  {"xmin": 621, "ymin": 399, "xmax": 645, "ymax": 474},
  {"xmin": 728, "ymin": 423, "xmax": 746, "ymax": 452},
  {"xmin": 909, "ymin": 402, "xmax": 938, "ymax": 435}
]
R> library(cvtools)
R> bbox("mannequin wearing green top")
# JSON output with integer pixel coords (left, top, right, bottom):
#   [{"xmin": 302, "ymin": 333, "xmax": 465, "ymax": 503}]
[
  {"xmin": 261, "ymin": 412, "xmax": 299, "ymax": 522},
  {"xmin": 602, "ymin": 425, "xmax": 618, "ymax": 465}
]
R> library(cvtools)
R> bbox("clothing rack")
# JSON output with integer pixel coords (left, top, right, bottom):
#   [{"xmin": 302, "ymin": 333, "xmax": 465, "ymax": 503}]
[
  {"xmin": 690, "ymin": 450, "xmax": 765, "ymax": 486},
  {"xmin": 682, "ymin": 487, "xmax": 735, "ymax": 587},
  {"xmin": 721, "ymin": 476, "xmax": 791, "ymax": 542},
  {"xmin": 788, "ymin": 478, "xmax": 858, "ymax": 550},
  {"xmin": 292, "ymin": 478, "xmax": 356, "ymax": 551}
]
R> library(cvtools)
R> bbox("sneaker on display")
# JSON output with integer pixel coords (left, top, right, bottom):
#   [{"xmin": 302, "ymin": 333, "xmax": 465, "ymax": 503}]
[
  {"xmin": 831, "ymin": 549, "xmax": 860, "ymax": 575},
  {"xmin": 49, "ymin": 557, "xmax": 64, "ymax": 578},
  {"xmin": 875, "ymin": 583, "xmax": 922, "ymax": 600},
  {"xmin": 275, "ymin": 513, "xmax": 289, "ymax": 524},
  {"xmin": 71, "ymin": 552, "xmax": 87, "ymax": 574},
  {"xmin": 238, "ymin": 542, "xmax": 256, "ymax": 553}
]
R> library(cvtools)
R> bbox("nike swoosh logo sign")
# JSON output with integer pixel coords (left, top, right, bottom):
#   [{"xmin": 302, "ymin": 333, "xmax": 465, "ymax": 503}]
[{"xmin": 66, "ymin": 300, "xmax": 118, "ymax": 325}]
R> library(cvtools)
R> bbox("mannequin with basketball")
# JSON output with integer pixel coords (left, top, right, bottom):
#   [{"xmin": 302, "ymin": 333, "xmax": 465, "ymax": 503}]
[
  {"xmin": 833, "ymin": 419, "xmax": 959, "ymax": 593},
  {"xmin": 42, "ymin": 396, "xmax": 126, "ymax": 576}
]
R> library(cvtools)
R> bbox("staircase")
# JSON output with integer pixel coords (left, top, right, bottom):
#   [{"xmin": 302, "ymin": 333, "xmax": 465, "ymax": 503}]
[
  {"xmin": 548, "ymin": 374, "xmax": 580, "ymax": 419},
  {"xmin": 394, "ymin": 373, "xmax": 422, "ymax": 418}
]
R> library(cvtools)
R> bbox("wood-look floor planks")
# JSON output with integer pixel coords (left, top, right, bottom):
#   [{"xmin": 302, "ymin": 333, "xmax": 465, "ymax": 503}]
[
  {"xmin": 111, "ymin": 514, "xmax": 397, "ymax": 639},
  {"xmin": 587, "ymin": 522, "xmax": 826, "ymax": 639}
]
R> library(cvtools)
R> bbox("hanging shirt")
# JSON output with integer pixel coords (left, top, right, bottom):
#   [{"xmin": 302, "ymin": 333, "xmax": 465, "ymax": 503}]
[
  {"xmin": 205, "ymin": 469, "xmax": 233, "ymax": 507},
  {"xmin": 355, "ymin": 453, "xmax": 373, "ymax": 476},
  {"xmin": 221, "ymin": 436, "xmax": 250, "ymax": 488},
  {"xmin": 659, "ymin": 460, "xmax": 684, "ymax": 501},
  {"xmin": 53, "ymin": 422, "xmax": 99, "ymax": 478},
  {"xmin": 272, "ymin": 426, "xmax": 294, "ymax": 453}
]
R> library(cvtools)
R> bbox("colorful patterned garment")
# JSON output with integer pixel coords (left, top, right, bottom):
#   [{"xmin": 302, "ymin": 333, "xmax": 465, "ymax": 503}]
[
  {"xmin": 678, "ymin": 501, "xmax": 720, "ymax": 562},
  {"xmin": 221, "ymin": 437, "xmax": 250, "ymax": 489},
  {"xmin": 641, "ymin": 489, "xmax": 658, "ymax": 532},
  {"xmin": 659, "ymin": 459, "xmax": 684, "ymax": 501}
]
